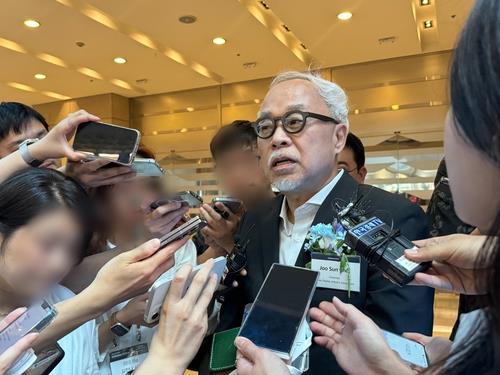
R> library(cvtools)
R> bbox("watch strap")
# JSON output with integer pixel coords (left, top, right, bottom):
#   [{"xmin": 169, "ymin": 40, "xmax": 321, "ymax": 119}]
[{"xmin": 19, "ymin": 139, "xmax": 43, "ymax": 167}]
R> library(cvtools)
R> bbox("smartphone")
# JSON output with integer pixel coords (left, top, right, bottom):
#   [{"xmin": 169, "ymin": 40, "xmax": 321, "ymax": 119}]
[
  {"xmin": 382, "ymin": 330, "xmax": 428, "ymax": 368},
  {"xmin": 158, "ymin": 216, "xmax": 207, "ymax": 249},
  {"xmin": 144, "ymin": 256, "xmax": 227, "ymax": 323},
  {"xmin": 73, "ymin": 121, "xmax": 141, "ymax": 165},
  {"xmin": 131, "ymin": 158, "xmax": 164, "ymax": 177},
  {"xmin": 212, "ymin": 197, "xmax": 243, "ymax": 215},
  {"xmin": 150, "ymin": 191, "xmax": 203, "ymax": 210},
  {"xmin": 0, "ymin": 300, "xmax": 57, "ymax": 354},
  {"xmin": 25, "ymin": 343, "xmax": 65, "ymax": 375},
  {"xmin": 238, "ymin": 264, "xmax": 319, "ymax": 360}
]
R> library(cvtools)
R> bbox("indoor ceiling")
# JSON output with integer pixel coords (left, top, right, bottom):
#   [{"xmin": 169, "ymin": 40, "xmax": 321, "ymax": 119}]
[{"xmin": 0, "ymin": 0, "xmax": 474, "ymax": 105}]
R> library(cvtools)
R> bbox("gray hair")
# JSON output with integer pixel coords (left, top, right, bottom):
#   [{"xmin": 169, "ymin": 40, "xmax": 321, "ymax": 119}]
[{"xmin": 270, "ymin": 71, "xmax": 349, "ymax": 125}]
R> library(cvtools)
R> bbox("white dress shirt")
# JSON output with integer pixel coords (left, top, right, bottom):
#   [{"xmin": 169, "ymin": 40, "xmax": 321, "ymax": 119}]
[{"xmin": 279, "ymin": 170, "xmax": 344, "ymax": 266}]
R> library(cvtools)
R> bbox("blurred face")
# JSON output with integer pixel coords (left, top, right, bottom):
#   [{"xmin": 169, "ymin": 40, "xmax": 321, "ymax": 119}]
[
  {"xmin": 444, "ymin": 111, "xmax": 500, "ymax": 233},
  {"xmin": 338, "ymin": 148, "xmax": 367, "ymax": 184},
  {"xmin": 215, "ymin": 145, "xmax": 270, "ymax": 206},
  {"xmin": 0, "ymin": 119, "xmax": 60, "ymax": 169},
  {"xmin": 258, "ymin": 79, "xmax": 348, "ymax": 196},
  {"xmin": 106, "ymin": 178, "xmax": 161, "ymax": 230},
  {"xmin": 0, "ymin": 209, "xmax": 83, "ymax": 299}
]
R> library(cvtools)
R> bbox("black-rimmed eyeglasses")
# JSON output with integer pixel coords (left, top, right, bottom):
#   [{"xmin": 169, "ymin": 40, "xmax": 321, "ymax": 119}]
[{"xmin": 252, "ymin": 110, "xmax": 340, "ymax": 139}]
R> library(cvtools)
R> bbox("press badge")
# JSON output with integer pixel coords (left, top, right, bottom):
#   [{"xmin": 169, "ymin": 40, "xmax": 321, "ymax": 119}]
[
  {"xmin": 109, "ymin": 343, "xmax": 148, "ymax": 375},
  {"xmin": 310, "ymin": 253, "xmax": 361, "ymax": 292}
]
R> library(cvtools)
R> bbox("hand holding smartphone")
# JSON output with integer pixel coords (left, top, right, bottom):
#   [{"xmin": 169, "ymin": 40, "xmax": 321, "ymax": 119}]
[{"xmin": 0, "ymin": 301, "xmax": 57, "ymax": 355}]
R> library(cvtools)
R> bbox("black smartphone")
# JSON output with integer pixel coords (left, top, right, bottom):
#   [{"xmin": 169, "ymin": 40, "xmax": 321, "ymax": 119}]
[
  {"xmin": 238, "ymin": 264, "xmax": 319, "ymax": 360},
  {"xmin": 73, "ymin": 121, "xmax": 141, "ymax": 165},
  {"xmin": 25, "ymin": 343, "xmax": 65, "ymax": 375},
  {"xmin": 158, "ymin": 216, "xmax": 207, "ymax": 248},
  {"xmin": 212, "ymin": 197, "xmax": 243, "ymax": 215}
]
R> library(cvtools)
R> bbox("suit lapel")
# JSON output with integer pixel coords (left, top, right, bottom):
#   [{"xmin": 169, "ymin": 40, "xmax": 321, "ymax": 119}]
[
  {"xmin": 259, "ymin": 196, "xmax": 283, "ymax": 274},
  {"xmin": 295, "ymin": 173, "xmax": 360, "ymax": 267}
]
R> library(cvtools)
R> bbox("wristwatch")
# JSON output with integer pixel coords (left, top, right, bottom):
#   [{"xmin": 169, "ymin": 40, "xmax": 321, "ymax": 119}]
[
  {"xmin": 19, "ymin": 138, "xmax": 43, "ymax": 167},
  {"xmin": 110, "ymin": 311, "xmax": 131, "ymax": 337}
]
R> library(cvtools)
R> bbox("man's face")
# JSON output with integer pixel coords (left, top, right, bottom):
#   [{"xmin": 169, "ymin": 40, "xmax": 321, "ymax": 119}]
[
  {"xmin": 215, "ymin": 146, "xmax": 270, "ymax": 207},
  {"xmin": 257, "ymin": 79, "xmax": 347, "ymax": 194},
  {"xmin": 0, "ymin": 119, "xmax": 60, "ymax": 169},
  {"xmin": 338, "ymin": 148, "xmax": 367, "ymax": 184}
]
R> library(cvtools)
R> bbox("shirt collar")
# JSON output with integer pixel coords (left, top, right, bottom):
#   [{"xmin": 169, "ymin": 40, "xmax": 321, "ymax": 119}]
[{"xmin": 279, "ymin": 169, "xmax": 344, "ymax": 225}]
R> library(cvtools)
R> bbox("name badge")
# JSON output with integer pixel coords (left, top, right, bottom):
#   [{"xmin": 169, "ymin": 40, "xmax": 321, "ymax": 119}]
[
  {"xmin": 310, "ymin": 253, "xmax": 361, "ymax": 292},
  {"xmin": 110, "ymin": 343, "xmax": 148, "ymax": 375}
]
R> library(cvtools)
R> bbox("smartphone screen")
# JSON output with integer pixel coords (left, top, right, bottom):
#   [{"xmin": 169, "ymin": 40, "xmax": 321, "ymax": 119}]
[
  {"xmin": 73, "ymin": 121, "xmax": 140, "ymax": 165},
  {"xmin": 0, "ymin": 301, "xmax": 57, "ymax": 354},
  {"xmin": 382, "ymin": 330, "xmax": 428, "ymax": 368},
  {"xmin": 238, "ymin": 264, "xmax": 319, "ymax": 358}
]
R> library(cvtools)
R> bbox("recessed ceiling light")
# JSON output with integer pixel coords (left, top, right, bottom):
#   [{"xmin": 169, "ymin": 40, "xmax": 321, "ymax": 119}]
[
  {"xmin": 152, "ymin": 131, "xmax": 158, "ymax": 135},
  {"xmin": 113, "ymin": 57, "xmax": 127, "ymax": 64},
  {"xmin": 337, "ymin": 12, "xmax": 353, "ymax": 21},
  {"xmin": 391, "ymin": 104, "xmax": 400, "ymax": 111},
  {"xmin": 178, "ymin": 15, "xmax": 197, "ymax": 24},
  {"xmin": 420, "ymin": 0, "xmax": 430, "ymax": 5},
  {"xmin": 212, "ymin": 37, "xmax": 226, "ymax": 45},
  {"xmin": 186, "ymin": 107, "xmax": 194, "ymax": 112},
  {"xmin": 180, "ymin": 128, "xmax": 188, "ymax": 133},
  {"xmin": 202, "ymin": 126, "xmax": 208, "ymax": 130},
  {"xmin": 34, "ymin": 73, "xmax": 46, "ymax": 80},
  {"xmin": 353, "ymin": 109, "xmax": 360, "ymax": 115},
  {"xmin": 254, "ymin": 98, "xmax": 261, "ymax": 104},
  {"xmin": 423, "ymin": 20, "xmax": 433, "ymax": 29},
  {"xmin": 24, "ymin": 19, "xmax": 40, "ymax": 28}
]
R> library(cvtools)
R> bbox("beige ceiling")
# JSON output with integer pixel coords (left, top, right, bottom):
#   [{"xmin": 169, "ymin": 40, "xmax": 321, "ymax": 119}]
[{"xmin": 0, "ymin": 0, "xmax": 473, "ymax": 105}]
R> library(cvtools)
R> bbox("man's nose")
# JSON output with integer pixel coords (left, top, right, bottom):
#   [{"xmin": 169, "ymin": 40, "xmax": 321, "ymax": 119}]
[{"xmin": 271, "ymin": 123, "xmax": 292, "ymax": 149}]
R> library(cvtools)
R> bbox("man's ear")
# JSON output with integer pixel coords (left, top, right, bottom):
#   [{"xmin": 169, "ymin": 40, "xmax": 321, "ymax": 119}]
[
  {"xmin": 359, "ymin": 166, "xmax": 368, "ymax": 183},
  {"xmin": 333, "ymin": 124, "xmax": 349, "ymax": 154}
]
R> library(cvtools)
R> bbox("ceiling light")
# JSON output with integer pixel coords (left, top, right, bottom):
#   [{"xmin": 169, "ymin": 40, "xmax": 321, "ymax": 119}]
[
  {"xmin": 34, "ymin": 73, "xmax": 46, "ymax": 80},
  {"xmin": 337, "ymin": 12, "xmax": 353, "ymax": 21},
  {"xmin": 423, "ymin": 20, "xmax": 433, "ymax": 29},
  {"xmin": 212, "ymin": 37, "xmax": 226, "ymax": 45},
  {"xmin": 113, "ymin": 57, "xmax": 127, "ymax": 64},
  {"xmin": 178, "ymin": 15, "xmax": 197, "ymax": 24},
  {"xmin": 202, "ymin": 126, "xmax": 207, "ymax": 130},
  {"xmin": 254, "ymin": 98, "xmax": 261, "ymax": 104},
  {"xmin": 354, "ymin": 109, "xmax": 360, "ymax": 115},
  {"xmin": 391, "ymin": 104, "xmax": 400, "ymax": 111},
  {"xmin": 180, "ymin": 128, "xmax": 188, "ymax": 133},
  {"xmin": 152, "ymin": 131, "xmax": 158, "ymax": 135},
  {"xmin": 24, "ymin": 19, "xmax": 40, "ymax": 28},
  {"xmin": 420, "ymin": 0, "xmax": 430, "ymax": 5},
  {"xmin": 186, "ymin": 107, "xmax": 194, "ymax": 112}
]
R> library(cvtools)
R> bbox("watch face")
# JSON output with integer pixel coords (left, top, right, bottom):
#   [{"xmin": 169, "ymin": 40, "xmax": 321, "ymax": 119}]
[{"xmin": 111, "ymin": 324, "xmax": 129, "ymax": 337}]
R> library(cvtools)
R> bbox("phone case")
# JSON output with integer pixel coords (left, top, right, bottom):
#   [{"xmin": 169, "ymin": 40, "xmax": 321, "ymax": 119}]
[{"xmin": 209, "ymin": 327, "xmax": 240, "ymax": 372}]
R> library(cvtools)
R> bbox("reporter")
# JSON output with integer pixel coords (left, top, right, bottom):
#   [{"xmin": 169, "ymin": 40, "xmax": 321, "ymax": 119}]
[
  {"xmin": 0, "ymin": 308, "xmax": 38, "ymax": 375},
  {"xmin": 135, "ymin": 260, "xmax": 219, "ymax": 375}
]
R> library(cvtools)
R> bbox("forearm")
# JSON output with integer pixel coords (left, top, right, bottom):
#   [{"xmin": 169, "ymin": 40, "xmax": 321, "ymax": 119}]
[
  {"xmin": 134, "ymin": 355, "xmax": 184, "ymax": 375},
  {"xmin": 33, "ymin": 285, "xmax": 108, "ymax": 352},
  {"xmin": 0, "ymin": 150, "xmax": 30, "ymax": 182},
  {"xmin": 62, "ymin": 245, "xmax": 126, "ymax": 293},
  {"xmin": 98, "ymin": 318, "xmax": 115, "ymax": 354}
]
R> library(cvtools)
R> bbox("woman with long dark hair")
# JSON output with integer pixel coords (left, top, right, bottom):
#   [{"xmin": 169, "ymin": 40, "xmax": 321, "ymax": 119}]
[{"xmin": 234, "ymin": 0, "xmax": 500, "ymax": 373}]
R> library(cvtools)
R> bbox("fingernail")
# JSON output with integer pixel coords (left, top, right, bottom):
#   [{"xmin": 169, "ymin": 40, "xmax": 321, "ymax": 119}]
[{"xmin": 235, "ymin": 337, "xmax": 243, "ymax": 347}]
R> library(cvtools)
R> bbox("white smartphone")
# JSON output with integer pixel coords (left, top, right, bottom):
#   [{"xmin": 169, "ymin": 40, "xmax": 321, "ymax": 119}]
[
  {"xmin": 131, "ymin": 158, "xmax": 164, "ymax": 177},
  {"xmin": 0, "ymin": 300, "xmax": 57, "ymax": 354},
  {"xmin": 382, "ymin": 329, "xmax": 428, "ymax": 368},
  {"xmin": 144, "ymin": 256, "xmax": 227, "ymax": 323}
]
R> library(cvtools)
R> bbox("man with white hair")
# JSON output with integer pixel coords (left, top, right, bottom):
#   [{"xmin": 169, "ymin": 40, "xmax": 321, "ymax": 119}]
[{"xmin": 215, "ymin": 72, "xmax": 434, "ymax": 374}]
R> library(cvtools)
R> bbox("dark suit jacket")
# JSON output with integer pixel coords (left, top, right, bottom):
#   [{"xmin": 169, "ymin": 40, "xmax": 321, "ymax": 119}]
[{"xmin": 217, "ymin": 172, "xmax": 434, "ymax": 374}]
